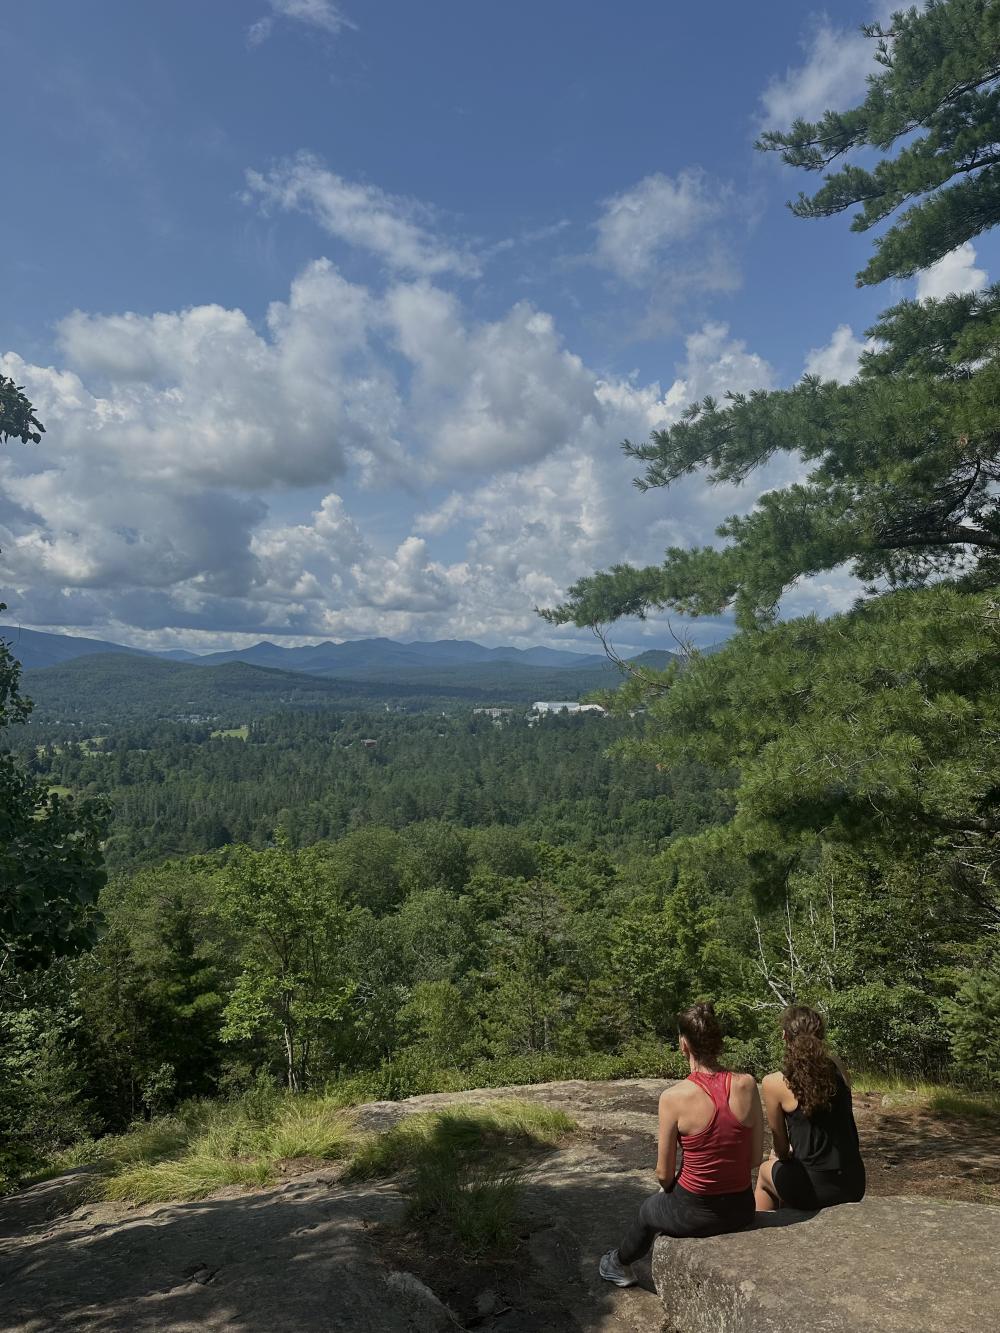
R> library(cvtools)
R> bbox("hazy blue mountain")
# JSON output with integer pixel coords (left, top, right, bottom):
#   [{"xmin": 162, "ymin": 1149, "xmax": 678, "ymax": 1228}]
[
  {"xmin": 184, "ymin": 637, "xmax": 610, "ymax": 674},
  {"xmin": 3, "ymin": 624, "xmax": 689, "ymax": 685},
  {"xmin": 20, "ymin": 654, "xmax": 355, "ymax": 725},
  {"xmin": 0, "ymin": 625, "xmax": 147, "ymax": 670}
]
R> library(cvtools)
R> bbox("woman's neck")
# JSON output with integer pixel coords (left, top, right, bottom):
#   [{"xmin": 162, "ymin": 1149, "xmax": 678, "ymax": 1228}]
[{"xmin": 688, "ymin": 1055, "xmax": 720, "ymax": 1075}]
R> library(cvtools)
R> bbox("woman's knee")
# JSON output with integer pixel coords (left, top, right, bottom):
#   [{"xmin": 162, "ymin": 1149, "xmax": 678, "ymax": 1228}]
[
  {"xmin": 756, "ymin": 1157, "xmax": 780, "ymax": 1203},
  {"xmin": 639, "ymin": 1190, "xmax": 666, "ymax": 1228}
]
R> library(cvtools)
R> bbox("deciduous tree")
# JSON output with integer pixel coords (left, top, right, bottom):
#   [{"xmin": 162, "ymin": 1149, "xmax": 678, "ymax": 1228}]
[{"xmin": 213, "ymin": 838, "xmax": 352, "ymax": 1090}]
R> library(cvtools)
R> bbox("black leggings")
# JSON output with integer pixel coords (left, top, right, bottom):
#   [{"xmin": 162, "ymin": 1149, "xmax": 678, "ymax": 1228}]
[
  {"xmin": 618, "ymin": 1183, "xmax": 755, "ymax": 1265},
  {"xmin": 771, "ymin": 1158, "xmax": 866, "ymax": 1210}
]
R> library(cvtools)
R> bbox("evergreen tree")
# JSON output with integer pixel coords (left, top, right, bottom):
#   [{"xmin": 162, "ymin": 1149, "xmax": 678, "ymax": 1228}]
[
  {"xmin": 543, "ymin": 288, "xmax": 1000, "ymax": 630},
  {"xmin": 0, "ymin": 634, "xmax": 107, "ymax": 983},
  {"xmin": 758, "ymin": 0, "xmax": 1000, "ymax": 285}
]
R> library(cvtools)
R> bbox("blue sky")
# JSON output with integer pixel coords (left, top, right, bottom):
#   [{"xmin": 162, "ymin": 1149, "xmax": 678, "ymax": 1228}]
[{"xmin": 1, "ymin": 0, "xmax": 994, "ymax": 653}]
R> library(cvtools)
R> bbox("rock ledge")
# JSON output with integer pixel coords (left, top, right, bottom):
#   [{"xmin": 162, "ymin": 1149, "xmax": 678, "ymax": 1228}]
[{"xmin": 652, "ymin": 1195, "xmax": 1000, "ymax": 1333}]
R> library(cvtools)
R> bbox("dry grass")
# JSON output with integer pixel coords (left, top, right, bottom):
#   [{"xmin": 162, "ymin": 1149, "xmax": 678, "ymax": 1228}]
[
  {"xmin": 853, "ymin": 1073, "xmax": 1000, "ymax": 1121},
  {"xmin": 66, "ymin": 1095, "xmax": 356, "ymax": 1206},
  {"xmin": 60, "ymin": 1093, "xmax": 572, "ymax": 1223}
]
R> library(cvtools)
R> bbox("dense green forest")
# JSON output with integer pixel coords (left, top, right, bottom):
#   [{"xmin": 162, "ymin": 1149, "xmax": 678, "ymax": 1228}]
[
  {"xmin": 0, "ymin": 662, "xmax": 989, "ymax": 1186},
  {"xmin": 12, "ymin": 708, "xmax": 725, "ymax": 867}
]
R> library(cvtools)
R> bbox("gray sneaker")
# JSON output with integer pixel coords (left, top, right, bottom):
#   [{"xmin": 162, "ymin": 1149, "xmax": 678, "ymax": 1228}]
[{"xmin": 599, "ymin": 1249, "xmax": 637, "ymax": 1287}]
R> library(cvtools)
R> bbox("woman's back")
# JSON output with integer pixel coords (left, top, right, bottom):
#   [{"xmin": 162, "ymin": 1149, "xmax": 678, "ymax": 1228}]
[
  {"xmin": 784, "ymin": 1069, "xmax": 862, "ymax": 1173},
  {"xmin": 677, "ymin": 1070, "xmax": 755, "ymax": 1195}
]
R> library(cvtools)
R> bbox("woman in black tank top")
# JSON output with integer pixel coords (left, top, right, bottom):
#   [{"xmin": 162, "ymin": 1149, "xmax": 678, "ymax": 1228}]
[{"xmin": 755, "ymin": 1005, "xmax": 865, "ymax": 1212}]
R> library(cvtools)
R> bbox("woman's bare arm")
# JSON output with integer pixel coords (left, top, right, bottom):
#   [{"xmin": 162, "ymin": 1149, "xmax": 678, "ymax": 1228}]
[
  {"xmin": 655, "ymin": 1088, "xmax": 680, "ymax": 1190},
  {"xmin": 762, "ymin": 1073, "xmax": 792, "ymax": 1160},
  {"xmin": 748, "ymin": 1077, "xmax": 764, "ymax": 1168}
]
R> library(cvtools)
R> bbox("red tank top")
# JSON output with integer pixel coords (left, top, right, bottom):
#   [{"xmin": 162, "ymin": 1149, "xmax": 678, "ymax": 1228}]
[{"xmin": 676, "ymin": 1071, "xmax": 753, "ymax": 1196}]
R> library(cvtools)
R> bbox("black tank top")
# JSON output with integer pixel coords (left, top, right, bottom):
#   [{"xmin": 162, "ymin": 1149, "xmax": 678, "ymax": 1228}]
[{"xmin": 784, "ymin": 1070, "xmax": 863, "ymax": 1175}]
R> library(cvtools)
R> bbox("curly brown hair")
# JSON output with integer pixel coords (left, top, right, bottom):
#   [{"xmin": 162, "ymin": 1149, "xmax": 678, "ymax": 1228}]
[
  {"xmin": 781, "ymin": 1005, "xmax": 838, "ymax": 1117},
  {"xmin": 677, "ymin": 1001, "xmax": 724, "ymax": 1065}
]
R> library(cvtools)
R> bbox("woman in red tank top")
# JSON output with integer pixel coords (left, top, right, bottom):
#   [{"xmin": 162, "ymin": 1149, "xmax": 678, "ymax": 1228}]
[{"xmin": 600, "ymin": 1002, "xmax": 763, "ymax": 1288}]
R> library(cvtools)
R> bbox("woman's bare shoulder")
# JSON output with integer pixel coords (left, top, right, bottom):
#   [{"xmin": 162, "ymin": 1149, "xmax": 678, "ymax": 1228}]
[
  {"xmin": 658, "ymin": 1082, "xmax": 689, "ymax": 1120},
  {"xmin": 660, "ymin": 1078, "xmax": 690, "ymax": 1104}
]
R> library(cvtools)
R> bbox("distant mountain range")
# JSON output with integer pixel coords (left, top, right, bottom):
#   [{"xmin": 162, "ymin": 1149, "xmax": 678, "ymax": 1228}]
[
  {"xmin": 0, "ymin": 624, "xmax": 668, "ymax": 675},
  {"xmin": 190, "ymin": 636, "xmax": 611, "ymax": 674},
  {"xmin": 1, "ymin": 625, "xmax": 714, "ymax": 728}
]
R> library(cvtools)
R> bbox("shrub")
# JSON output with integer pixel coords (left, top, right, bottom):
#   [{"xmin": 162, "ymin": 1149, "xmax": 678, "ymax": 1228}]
[
  {"xmin": 941, "ymin": 970, "xmax": 1000, "ymax": 1087},
  {"xmin": 721, "ymin": 1036, "xmax": 774, "ymax": 1079},
  {"xmin": 323, "ymin": 1043, "xmax": 686, "ymax": 1110},
  {"xmin": 826, "ymin": 983, "xmax": 948, "ymax": 1075}
]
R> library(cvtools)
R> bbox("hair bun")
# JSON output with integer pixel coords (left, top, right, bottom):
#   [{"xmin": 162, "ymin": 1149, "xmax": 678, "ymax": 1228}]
[{"xmin": 677, "ymin": 1001, "xmax": 724, "ymax": 1064}]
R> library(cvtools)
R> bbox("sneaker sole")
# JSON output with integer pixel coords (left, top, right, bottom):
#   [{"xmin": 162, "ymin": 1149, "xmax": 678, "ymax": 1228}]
[{"xmin": 599, "ymin": 1263, "xmax": 637, "ymax": 1288}]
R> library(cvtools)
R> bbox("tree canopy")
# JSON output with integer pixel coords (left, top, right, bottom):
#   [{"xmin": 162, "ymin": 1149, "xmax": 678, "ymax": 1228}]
[
  {"xmin": 0, "ymin": 376, "xmax": 44, "ymax": 445},
  {"xmin": 0, "ymin": 386, "xmax": 105, "ymax": 986},
  {"xmin": 541, "ymin": 0, "xmax": 1000, "ymax": 1094},
  {"xmin": 758, "ymin": 0, "xmax": 1000, "ymax": 286},
  {"xmin": 543, "ymin": 285, "xmax": 1000, "ymax": 630}
]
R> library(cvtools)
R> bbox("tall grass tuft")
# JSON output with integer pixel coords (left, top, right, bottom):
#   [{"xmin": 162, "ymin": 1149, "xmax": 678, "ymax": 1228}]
[
  {"xmin": 103, "ymin": 1153, "xmax": 273, "ymax": 1204},
  {"xmin": 926, "ymin": 1088, "xmax": 1000, "ymax": 1122},
  {"xmin": 267, "ymin": 1097, "xmax": 356, "ymax": 1161},
  {"xmin": 347, "ymin": 1099, "xmax": 575, "ymax": 1258},
  {"xmin": 65, "ymin": 1093, "xmax": 358, "ymax": 1205},
  {"xmin": 409, "ymin": 1148, "xmax": 526, "ymax": 1257},
  {"xmin": 348, "ymin": 1100, "xmax": 573, "ymax": 1180}
]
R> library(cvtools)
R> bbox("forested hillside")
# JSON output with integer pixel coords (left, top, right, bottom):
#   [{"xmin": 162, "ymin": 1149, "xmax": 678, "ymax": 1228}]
[
  {"xmin": 0, "ymin": 672, "xmax": 988, "ymax": 1186},
  {"xmin": 15, "ymin": 709, "xmax": 724, "ymax": 866}
]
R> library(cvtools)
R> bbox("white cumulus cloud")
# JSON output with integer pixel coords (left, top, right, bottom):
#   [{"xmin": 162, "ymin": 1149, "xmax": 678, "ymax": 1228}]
[
  {"xmin": 663, "ymin": 322, "xmax": 776, "ymax": 411},
  {"xmin": 385, "ymin": 282, "xmax": 601, "ymax": 473},
  {"xmin": 915, "ymin": 242, "xmax": 988, "ymax": 301},
  {"xmin": 47, "ymin": 260, "xmax": 399, "ymax": 491},
  {"xmin": 0, "ymin": 260, "xmax": 827, "ymax": 652},
  {"xmin": 759, "ymin": 4, "xmax": 896, "ymax": 127},
  {"xmin": 804, "ymin": 323, "xmax": 871, "ymax": 383},
  {"xmin": 246, "ymin": 154, "xmax": 480, "ymax": 278},
  {"xmin": 594, "ymin": 169, "xmax": 728, "ymax": 284}
]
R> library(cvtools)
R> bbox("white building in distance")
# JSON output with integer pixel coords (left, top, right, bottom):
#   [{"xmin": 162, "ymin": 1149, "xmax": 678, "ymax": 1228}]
[{"xmin": 531, "ymin": 701, "xmax": 606, "ymax": 716}]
